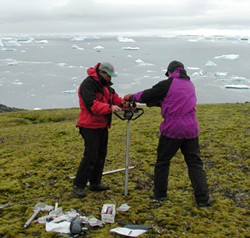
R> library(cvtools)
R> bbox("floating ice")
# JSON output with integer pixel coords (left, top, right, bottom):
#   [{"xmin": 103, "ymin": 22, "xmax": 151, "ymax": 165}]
[
  {"xmin": 135, "ymin": 59, "xmax": 144, "ymax": 63},
  {"xmin": 71, "ymin": 44, "xmax": 84, "ymax": 50},
  {"xmin": 0, "ymin": 39, "xmax": 3, "ymax": 47},
  {"xmin": 127, "ymin": 55, "xmax": 132, "ymax": 57},
  {"xmin": 192, "ymin": 70, "xmax": 206, "ymax": 76},
  {"xmin": 187, "ymin": 67, "xmax": 200, "ymax": 70},
  {"xmin": 2, "ymin": 48, "xmax": 17, "ymax": 51},
  {"xmin": 188, "ymin": 39, "xmax": 198, "ymax": 42},
  {"xmin": 214, "ymin": 72, "xmax": 228, "ymax": 77},
  {"xmin": 70, "ymin": 36, "xmax": 85, "ymax": 41},
  {"xmin": 94, "ymin": 46, "xmax": 104, "ymax": 50},
  {"xmin": 214, "ymin": 54, "xmax": 239, "ymax": 60},
  {"xmin": 14, "ymin": 34, "xmax": 33, "ymax": 41},
  {"xmin": 4, "ymin": 40, "xmax": 21, "ymax": 47},
  {"xmin": 117, "ymin": 36, "xmax": 135, "ymax": 42},
  {"xmin": 134, "ymin": 59, "xmax": 154, "ymax": 66},
  {"xmin": 121, "ymin": 47, "xmax": 140, "ymax": 50},
  {"xmin": 8, "ymin": 61, "xmax": 18, "ymax": 66},
  {"xmin": 62, "ymin": 90, "xmax": 77, "ymax": 94},
  {"xmin": 231, "ymin": 76, "xmax": 246, "ymax": 82},
  {"xmin": 57, "ymin": 63, "xmax": 67, "ymax": 67},
  {"xmin": 35, "ymin": 40, "xmax": 48, "ymax": 44},
  {"xmin": 205, "ymin": 60, "xmax": 217, "ymax": 66},
  {"xmin": 13, "ymin": 79, "xmax": 23, "ymax": 85},
  {"xmin": 225, "ymin": 84, "xmax": 249, "ymax": 89}
]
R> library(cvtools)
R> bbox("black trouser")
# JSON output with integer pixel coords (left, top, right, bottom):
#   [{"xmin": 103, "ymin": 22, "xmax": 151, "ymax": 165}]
[
  {"xmin": 74, "ymin": 127, "xmax": 108, "ymax": 189},
  {"xmin": 154, "ymin": 135, "xmax": 209, "ymax": 202}
]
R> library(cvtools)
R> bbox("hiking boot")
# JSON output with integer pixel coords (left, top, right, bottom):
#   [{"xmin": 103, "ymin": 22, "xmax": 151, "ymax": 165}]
[
  {"xmin": 88, "ymin": 184, "xmax": 110, "ymax": 191},
  {"xmin": 149, "ymin": 194, "xmax": 167, "ymax": 201},
  {"xmin": 197, "ymin": 198, "xmax": 214, "ymax": 207},
  {"xmin": 72, "ymin": 186, "xmax": 87, "ymax": 198}
]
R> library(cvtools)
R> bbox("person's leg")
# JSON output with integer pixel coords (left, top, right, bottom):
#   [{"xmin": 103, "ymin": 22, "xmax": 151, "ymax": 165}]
[
  {"xmin": 89, "ymin": 127, "xmax": 108, "ymax": 186},
  {"xmin": 153, "ymin": 136, "xmax": 181, "ymax": 198},
  {"xmin": 180, "ymin": 137, "xmax": 211, "ymax": 204},
  {"xmin": 74, "ymin": 127, "xmax": 101, "ymax": 189}
]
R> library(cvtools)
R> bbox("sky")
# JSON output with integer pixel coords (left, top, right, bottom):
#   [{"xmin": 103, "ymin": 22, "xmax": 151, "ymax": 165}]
[{"xmin": 1, "ymin": 0, "xmax": 250, "ymax": 36}]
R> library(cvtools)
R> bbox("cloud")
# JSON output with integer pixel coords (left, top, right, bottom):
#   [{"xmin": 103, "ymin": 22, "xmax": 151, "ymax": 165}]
[{"xmin": 0, "ymin": 0, "xmax": 250, "ymax": 35}]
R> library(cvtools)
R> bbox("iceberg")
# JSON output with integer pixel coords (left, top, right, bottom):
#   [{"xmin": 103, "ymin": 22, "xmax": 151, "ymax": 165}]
[
  {"xmin": 4, "ymin": 40, "xmax": 21, "ymax": 47},
  {"xmin": 93, "ymin": 45, "xmax": 104, "ymax": 52},
  {"xmin": 134, "ymin": 59, "xmax": 154, "ymax": 66},
  {"xmin": 70, "ymin": 36, "xmax": 85, "ymax": 41},
  {"xmin": 35, "ymin": 40, "xmax": 48, "ymax": 44},
  {"xmin": 187, "ymin": 67, "xmax": 200, "ymax": 70},
  {"xmin": 121, "ymin": 47, "xmax": 140, "ymax": 50},
  {"xmin": 8, "ymin": 61, "xmax": 18, "ymax": 66},
  {"xmin": 214, "ymin": 54, "xmax": 239, "ymax": 60},
  {"xmin": 214, "ymin": 72, "xmax": 228, "ymax": 76},
  {"xmin": 192, "ymin": 70, "xmax": 206, "ymax": 76},
  {"xmin": 93, "ymin": 46, "xmax": 104, "ymax": 50},
  {"xmin": 0, "ymin": 38, "xmax": 3, "ymax": 47},
  {"xmin": 205, "ymin": 60, "xmax": 217, "ymax": 66},
  {"xmin": 117, "ymin": 36, "xmax": 135, "ymax": 42},
  {"xmin": 225, "ymin": 84, "xmax": 249, "ymax": 89},
  {"xmin": 2, "ymin": 48, "xmax": 17, "ymax": 51},
  {"xmin": 62, "ymin": 90, "xmax": 77, "ymax": 94},
  {"xmin": 231, "ymin": 76, "xmax": 246, "ymax": 82},
  {"xmin": 188, "ymin": 39, "xmax": 198, "ymax": 42}
]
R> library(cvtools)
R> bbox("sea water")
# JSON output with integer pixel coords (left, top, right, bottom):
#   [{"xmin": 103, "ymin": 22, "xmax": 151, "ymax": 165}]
[{"xmin": 0, "ymin": 35, "xmax": 249, "ymax": 110}]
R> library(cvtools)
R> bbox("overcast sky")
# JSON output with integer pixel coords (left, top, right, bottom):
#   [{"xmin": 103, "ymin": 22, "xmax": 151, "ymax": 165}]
[{"xmin": 1, "ymin": 0, "xmax": 250, "ymax": 36}]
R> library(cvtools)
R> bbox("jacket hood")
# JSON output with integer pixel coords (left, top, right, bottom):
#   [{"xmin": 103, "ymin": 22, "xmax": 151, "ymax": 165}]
[
  {"xmin": 87, "ymin": 63, "xmax": 101, "ymax": 81},
  {"xmin": 168, "ymin": 68, "xmax": 190, "ymax": 80}
]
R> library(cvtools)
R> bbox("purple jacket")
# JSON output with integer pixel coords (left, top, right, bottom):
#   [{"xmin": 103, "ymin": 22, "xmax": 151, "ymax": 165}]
[{"xmin": 130, "ymin": 68, "xmax": 199, "ymax": 139}]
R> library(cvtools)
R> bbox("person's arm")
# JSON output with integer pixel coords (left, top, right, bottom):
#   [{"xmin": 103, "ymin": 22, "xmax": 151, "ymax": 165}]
[
  {"xmin": 124, "ymin": 78, "xmax": 173, "ymax": 104},
  {"xmin": 80, "ymin": 79, "xmax": 113, "ymax": 115}
]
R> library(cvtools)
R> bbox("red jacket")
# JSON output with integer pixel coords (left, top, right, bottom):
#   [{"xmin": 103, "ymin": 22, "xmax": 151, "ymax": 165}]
[{"xmin": 77, "ymin": 63, "xmax": 124, "ymax": 129}]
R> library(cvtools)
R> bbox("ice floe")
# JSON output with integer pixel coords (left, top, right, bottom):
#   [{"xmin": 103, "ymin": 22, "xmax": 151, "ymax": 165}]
[
  {"xmin": 214, "ymin": 54, "xmax": 239, "ymax": 60},
  {"xmin": 225, "ymin": 84, "xmax": 249, "ymax": 89},
  {"xmin": 187, "ymin": 67, "xmax": 200, "ymax": 70},
  {"xmin": 205, "ymin": 60, "xmax": 217, "ymax": 66},
  {"xmin": 4, "ymin": 39, "xmax": 21, "ymax": 47},
  {"xmin": 117, "ymin": 36, "xmax": 135, "ymax": 42},
  {"xmin": 71, "ymin": 44, "xmax": 84, "ymax": 50},
  {"xmin": 70, "ymin": 36, "xmax": 86, "ymax": 41},
  {"xmin": 62, "ymin": 90, "xmax": 77, "ymax": 94},
  {"xmin": 121, "ymin": 47, "xmax": 140, "ymax": 50},
  {"xmin": 192, "ymin": 70, "xmax": 206, "ymax": 76},
  {"xmin": 35, "ymin": 40, "xmax": 48, "ymax": 44},
  {"xmin": 93, "ymin": 46, "xmax": 104, "ymax": 52},
  {"xmin": 214, "ymin": 72, "xmax": 228, "ymax": 77},
  {"xmin": 231, "ymin": 76, "xmax": 246, "ymax": 82},
  {"xmin": 2, "ymin": 48, "xmax": 17, "ymax": 51},
  {"xmin": 13, "ymin": 79, "xmax": 23, "ymax": 85},
  {"xmin": 8, "ymin": 61, "xmax": 18, "ymax": 66},
  {"xmin": 134, "ymin": 59, "xmax": 154, "ymax": 66}
]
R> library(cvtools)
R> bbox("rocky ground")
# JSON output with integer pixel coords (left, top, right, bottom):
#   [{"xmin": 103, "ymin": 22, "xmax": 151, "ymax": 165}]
[{"xmin": 0, "ymin": 104, "xmax": 19, "ymax": 113}]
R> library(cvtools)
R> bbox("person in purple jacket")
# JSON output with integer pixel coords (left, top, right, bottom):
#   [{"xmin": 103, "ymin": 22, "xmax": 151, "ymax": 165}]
[{"xmin": 124, "ymin": 61, "xmax": 214, "ymax": 207}]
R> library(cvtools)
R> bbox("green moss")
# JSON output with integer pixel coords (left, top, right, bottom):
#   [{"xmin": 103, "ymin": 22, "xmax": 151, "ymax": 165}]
[{"xmin": 0, "ymin": 103, "xmax": 250, "ymax": 237}]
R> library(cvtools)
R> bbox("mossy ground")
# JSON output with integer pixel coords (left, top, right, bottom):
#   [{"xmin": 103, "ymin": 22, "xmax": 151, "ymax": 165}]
[{"xmin": 0, "ymin": 103, "xmax": 249, "ymax": 238}]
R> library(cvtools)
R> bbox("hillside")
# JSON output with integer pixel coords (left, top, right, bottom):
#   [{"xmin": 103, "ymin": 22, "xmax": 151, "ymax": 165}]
[{"xmin": 0, "ymin": 103, "xmax": 249, "ymax": 237}]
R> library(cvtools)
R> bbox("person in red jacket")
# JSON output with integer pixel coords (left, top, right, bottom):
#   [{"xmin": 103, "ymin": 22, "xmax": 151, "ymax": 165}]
[{"xmin": 73, "ymin": 62, "xmax": 125, "ymax": 198}]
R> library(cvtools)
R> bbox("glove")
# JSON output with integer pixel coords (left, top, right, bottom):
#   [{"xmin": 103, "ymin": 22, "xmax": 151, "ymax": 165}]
[{"xmin": 124, "ymin": 94, "xmax": 132, "ymax": 101}]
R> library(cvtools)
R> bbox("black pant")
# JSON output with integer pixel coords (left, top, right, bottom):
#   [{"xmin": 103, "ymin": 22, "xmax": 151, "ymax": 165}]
[
  {"xmin": 74, "ymin": 127, "xmax": 108, "ymax": 189},
  {"xmin": 154, "ymin": 135, "xmax": 209, "ymax": 202}
]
